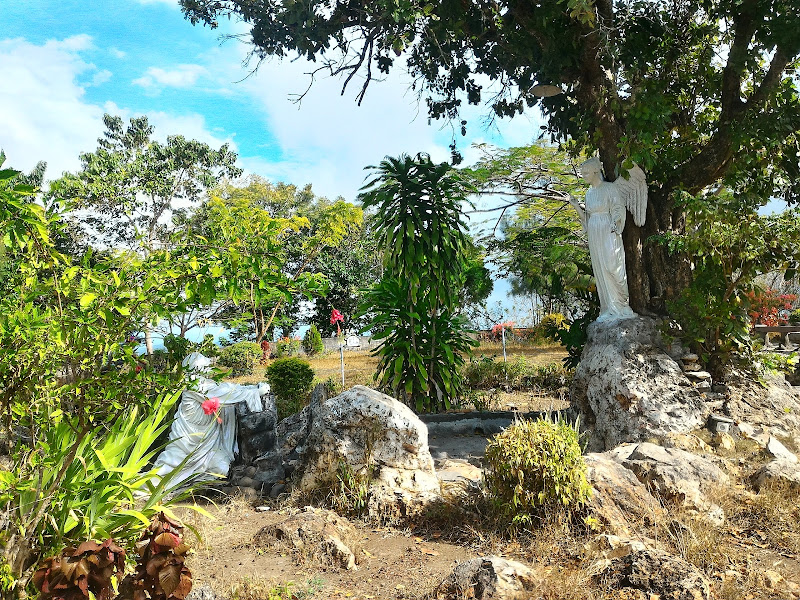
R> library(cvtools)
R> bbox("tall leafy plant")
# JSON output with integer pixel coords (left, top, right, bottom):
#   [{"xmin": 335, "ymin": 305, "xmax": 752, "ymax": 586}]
[{"xmin": 359, "ymin": 154, "xmax": 478, "ymax": 412}]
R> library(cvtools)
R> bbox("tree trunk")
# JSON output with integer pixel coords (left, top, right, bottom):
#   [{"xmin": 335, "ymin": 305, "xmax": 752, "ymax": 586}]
[{"xmin": 623, "ymin": 186, "xmax": 692, "ymax": 316}]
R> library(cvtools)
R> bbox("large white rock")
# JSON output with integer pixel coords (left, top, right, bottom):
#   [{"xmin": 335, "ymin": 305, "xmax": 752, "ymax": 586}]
[
  {"xmin": 751, "ymin": 458, "xmax": 800, "ymax": 490},
  {"xmin": 297, "ymin": 386, "xmax": 441, "ymax": 517},
  {"xmin": 571, "ymin": 316, "xmax": 709, "ymax": 451}
]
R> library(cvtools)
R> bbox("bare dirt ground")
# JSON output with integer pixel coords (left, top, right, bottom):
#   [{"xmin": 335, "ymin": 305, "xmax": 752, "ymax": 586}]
[{"xmin": 181, "ymin": 499, "xmax": 479, "ymax": 599}]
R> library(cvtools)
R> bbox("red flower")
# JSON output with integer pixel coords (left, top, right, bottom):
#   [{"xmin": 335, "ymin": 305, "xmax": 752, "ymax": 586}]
[
  {"xmin": 135, "ymin": 365, "xmax": 143, "ymax": 374},
  {"xmin": 202, "ymin": 397, "xmax": 220, "ymax": 415},
  {"xmin": 330, "ymin": 309, "xmax": 344, "ymax": 325}
]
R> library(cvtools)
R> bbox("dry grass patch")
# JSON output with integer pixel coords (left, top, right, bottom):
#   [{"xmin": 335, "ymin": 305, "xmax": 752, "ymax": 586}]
[{"xmin": 230, "ymin": 575, "xmax": 324, "ymax": 600}]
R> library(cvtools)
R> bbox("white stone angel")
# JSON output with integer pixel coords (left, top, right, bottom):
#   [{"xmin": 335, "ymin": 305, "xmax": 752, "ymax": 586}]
[{"xmin": 569, "ymin": 157, "xmax": 647, "ymax": 323}]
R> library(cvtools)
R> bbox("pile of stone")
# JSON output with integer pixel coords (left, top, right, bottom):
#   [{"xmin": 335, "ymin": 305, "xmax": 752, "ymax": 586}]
[{"xmin": 678, "ymin": 353, "xmax": 712, "ymax": 391}]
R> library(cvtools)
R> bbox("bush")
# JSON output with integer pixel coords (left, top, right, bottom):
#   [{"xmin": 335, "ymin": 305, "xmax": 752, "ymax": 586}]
[
  {"xmin": 484, "ymin": 416, "xmax": 591, "ymax": 524},
  {"xmin": 218, "ymin": 341, "xmax": 262, "ymax": 376},
  {"xmin": 275, "ymin": 336, "xmax": 301, "ymax": 358},
  {"xmin": 163, "ymin": 333, "xmax": 192, "ymax": 365},
  {"xmin": 266, "ymin": 357, "xmax": 315, "ymax": 419},
  {"xmin": 302, "ymin": 325, "xmax": 325, "ymax": 356}
]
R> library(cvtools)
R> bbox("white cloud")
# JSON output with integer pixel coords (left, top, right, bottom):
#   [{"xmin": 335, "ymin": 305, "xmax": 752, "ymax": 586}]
[
  {"xmin": 133, "ymin": 64, "xmax": 207, "ymax": 90},
  {"xmin": 234, "ymin": 54, "xmax": 538, "ymax": 201},
  {"xmin": 0, "ymin": 36, "xmax": 105, "ymax": 178},
  {"xmin": 90, "ymin": 69, "xmax": 113, "ymax": 86},
  {"xmin": 109, "ymin": 47, "xmax": 126, "ymax": 59},
  {"xmin": 0, "ymin": 37, "xmax": 234, "ymax": 183}
]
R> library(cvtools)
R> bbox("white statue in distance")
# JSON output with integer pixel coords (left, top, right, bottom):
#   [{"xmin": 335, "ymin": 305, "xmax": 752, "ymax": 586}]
[
  {"xmin": 152, "ymin": 352, "xmax": 269, "ymax": 489},
  {"xmin": 569, "ymin": 157, "xmax": 647, "ymax": 323}
]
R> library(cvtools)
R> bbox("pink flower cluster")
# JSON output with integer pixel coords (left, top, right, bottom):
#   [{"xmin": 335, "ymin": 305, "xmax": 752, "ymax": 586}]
[{"xmin": 202, "ymin": 397, "xmax": 222, "ymax": 423}]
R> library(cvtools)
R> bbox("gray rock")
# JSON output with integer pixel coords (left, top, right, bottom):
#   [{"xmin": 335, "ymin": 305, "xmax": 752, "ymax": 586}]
[
  {"xmin": 751, "ymin": 458, "xmax": 800, "ymax": 490},
  {"xmin": 252, "ymin": 451, "xmax": 285, "ymax": 486},
  {"xmin": 253, "ymin": 506, "xmax": 361, "ymax": 570},
  {"xmin": 681, "ymin": 353, "xmax": 699, "ymax": 363},
  {"xmin": 725, "ymin": 373, "xmax": 800, "ymax": 441},
  {"xmin": 186, "ymin": 585, "xmax": 219, "ymax": 600},
  {"xmin": 586, "ymin": 535, "xmax": 710, "ymax": 600},
  {"xmin": 682, "ymin": 362, "xmax": 702, "ymax": 372},
  {"xmin": 618, "ymin": 442, "xmax": 729, "ymax": 524},
  {"xmin": 298, "ymin": 386, "xmax": 441, "ymax": 518},
  {"xmin": 572, "ymin": 317, "xmax": 709, "ymax": 452},
  {"xmin": 236, "ymin": 396, "xmax": 279, "ymax": 464},
  {"xmin": 584, "ymin": 453, "xmax": 665, "ymax": 536},
  {"xmin": 434, "ymin": 556, "xmax": 539, "ymax": 600},
  {"xmin": 269, "ymin": 482, "xmax": 287, "ymax": 498},
  {"xmin": 686, "ymin": 370, "xmax": 712, "ymax": 381},
  {"xmin": 766, "ymin": 436, "xmax": 798, "ymax": 463}
]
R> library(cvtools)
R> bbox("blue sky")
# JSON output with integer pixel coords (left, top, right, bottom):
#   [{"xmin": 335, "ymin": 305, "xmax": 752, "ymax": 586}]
[{"xmin": 1, "ymin": 0, "xmax": 548, "ymax": 323}]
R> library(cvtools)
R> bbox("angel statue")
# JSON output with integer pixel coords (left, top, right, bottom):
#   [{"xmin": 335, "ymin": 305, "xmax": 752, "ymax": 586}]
[{"xmin": 568, "ymin": 157, "xmax": 647, "ymax": 323}]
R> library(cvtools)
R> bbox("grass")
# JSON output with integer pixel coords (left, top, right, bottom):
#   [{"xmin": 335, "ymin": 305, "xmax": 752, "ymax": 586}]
[
  {"xmin": 226, "ymin": 342, "xmax": 569, "ymax": 414},
  {"xmin": 230, "ymin": 576, "xmax": 324, "ymax": 600}
]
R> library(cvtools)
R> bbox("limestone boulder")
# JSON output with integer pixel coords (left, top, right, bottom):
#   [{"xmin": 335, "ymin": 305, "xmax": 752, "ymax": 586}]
[
  {"xmin": 433, "ymin": 556, "xmax": 539, "ymax": 600},
  {"xmin": 751, "ymin": 458, "xmax": 800, "ymax": 490},
  {"xmin": 615, "ymin": 442, "xmax": 729, "ymax": 524},
  {"xmin": 725, "ymin": 373, "xmax": 800, "ymax": 444},
  {"xmin": 297, "ymin": 386, "xmax": 441, "ymax": 517},
  {"xmin": 252, "ymin": 506, "xmax": 361, "ymax": 570},
  {"xmin": 571, "ymin": 317, "xmax": 709, "ymax": 452},
  {"xmin": 584, "ymin": 452, "xmax": 665, "ymax": 536},
  {"xmin": 586, "ymin": 535, "xmax": 711, "ymax": 600}
]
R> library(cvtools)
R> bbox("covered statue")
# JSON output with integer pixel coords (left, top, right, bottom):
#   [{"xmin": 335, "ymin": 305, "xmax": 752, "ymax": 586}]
[
  {"xmin": 569, "ymin": 157, "xmax": 647, "ymax": 322},
  {"xmin": 152, "ymin": 352, "xmax": 270, "ymax": 488}
]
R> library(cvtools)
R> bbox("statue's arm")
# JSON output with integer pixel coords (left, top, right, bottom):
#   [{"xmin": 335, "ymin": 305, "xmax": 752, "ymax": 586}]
[
  {"xmin": 611, "ymin": 193, "xmax": 627, "ymax": 234},
  {"xmin": 568, "ymin": 196, "xmax": 587, "ymax": 233}
]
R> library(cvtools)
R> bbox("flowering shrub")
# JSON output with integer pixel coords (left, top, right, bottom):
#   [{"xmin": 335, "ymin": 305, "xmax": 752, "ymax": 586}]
[
  {"xmin": 489, "ymin": 321, "xmax": 515, "ymax": 340},
  {"xmin": 747, "ymin": 290, "xmax": 798, "ymax": 326}
]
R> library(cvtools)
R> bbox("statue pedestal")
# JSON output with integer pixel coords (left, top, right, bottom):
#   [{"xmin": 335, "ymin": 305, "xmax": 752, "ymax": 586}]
[{"xmin": 572, "ymin": 316, "xmax": 710, "ymax": 451}]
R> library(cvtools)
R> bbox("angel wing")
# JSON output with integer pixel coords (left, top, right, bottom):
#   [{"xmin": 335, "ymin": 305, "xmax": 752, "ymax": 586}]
[{"xmin": 612, "ymin": 163, "xmax": 647, "ymax": 227}]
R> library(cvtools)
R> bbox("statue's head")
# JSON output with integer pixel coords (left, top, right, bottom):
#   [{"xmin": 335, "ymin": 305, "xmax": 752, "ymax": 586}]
[{"xmin": 579, "ymin": 157, "xmax": 604, "ymax": 180}]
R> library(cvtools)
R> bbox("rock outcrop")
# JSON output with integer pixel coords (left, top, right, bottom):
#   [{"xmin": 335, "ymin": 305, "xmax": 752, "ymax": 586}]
[
  {"xmin": 612, "ymin": 442, "xmax": 730, "ymax": 524},
  {"xmin": 584, "ymin": 452, "xmax": 665, "ymax": 536},
  {"xmin": 751, "ymin": 458, "xmax": 800, "ymax": 490},
  {"xmin": 252, "ymin": 506, "xmax": 361, "ymax": 570},
  {"xmin": 586, "ymin": 535, "xmax": 711, "ymax": 600},
  {"xmin": 297, "ymin": 386, "xmax": 441, "ymax": 517},
  {"xmin": 433, "ymin": 556, "xmax": 539, "ymax": 600},
  {"xmin": 572, "ymin": 317, "xmax": 709, "ymax": 451}
]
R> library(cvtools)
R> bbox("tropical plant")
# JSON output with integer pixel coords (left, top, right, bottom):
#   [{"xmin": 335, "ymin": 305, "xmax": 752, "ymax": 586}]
[
  {"xmin": 359, "ymin": 154, "xmax": 478, "ymax": 412},
  {"xmin": 32, "ymin": 539, "xmax": 126, "ymax": 600},
  {"xmin": 266, "ymin": 358, "xmax": 315, "ymax": 419},
  {"xmin": 484, "ymin": 416, "xmax": 591, "ymax": 525},
  {"xmin": 275, "ymin": 337, "xmax": 302, "ymax": 358},
  {"xmin": 125, "ymin": 512, "xmax": 193, "ymax": 600}
]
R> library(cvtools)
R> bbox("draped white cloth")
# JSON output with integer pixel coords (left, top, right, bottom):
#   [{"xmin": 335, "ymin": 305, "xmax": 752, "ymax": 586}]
[{"xmin": 152, "ymin": 353, "xmax": 267, "ymax": 488}]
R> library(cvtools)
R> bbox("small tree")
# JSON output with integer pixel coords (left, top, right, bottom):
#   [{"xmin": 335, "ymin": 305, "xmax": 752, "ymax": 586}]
[
  {"xmin": 302, "ymin": 324, "xmax": 325, "ymax": 355},
  {"xmin": 359, "ymin": 154, "xmax": 477, "ymax": 412}
]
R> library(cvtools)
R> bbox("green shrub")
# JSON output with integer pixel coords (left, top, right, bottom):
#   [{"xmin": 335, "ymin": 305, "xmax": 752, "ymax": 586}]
[
  {"xmin": 302, "ymin": 325, "xmax": 325, "ymax": 356},
  {"xmin": 266, "ymin": 357, "xmax": 315, "ymax": 419},
  {"xmin": 484, "ymin": 416, "xmax": 591, "ymax": 524},
  {"xmin": 218, "ymin": 341, "xmax": 262, "ymax": 376},
  {"xmin": 275, "ymin": 336, "xmax": 301, "ymax": 358},
  {"xmin": 538, "ymin": 312, "xmax": 568, "ymax": 341},
  {"xmin": 163, "ymin": 333, "xmax": 192, "ymax": 365}
]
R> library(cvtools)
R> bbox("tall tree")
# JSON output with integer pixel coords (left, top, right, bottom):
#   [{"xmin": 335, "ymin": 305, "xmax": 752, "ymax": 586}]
[
  {"xmin": 184, "ymin": 177, "xmax": 363, "ymax": 341},
  {"xmin": 52, "ymin": 114, "xmax": 242, "ymax": 352},
  {"xmin": 181, "ymin": 0, "xmax": 800, "ymax": 316}
]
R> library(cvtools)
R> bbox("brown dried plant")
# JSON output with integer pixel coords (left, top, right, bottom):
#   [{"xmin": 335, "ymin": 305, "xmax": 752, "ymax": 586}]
[{"xmin": 32, "ymin": 539, "xmax": 126, "ymax": 600}]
